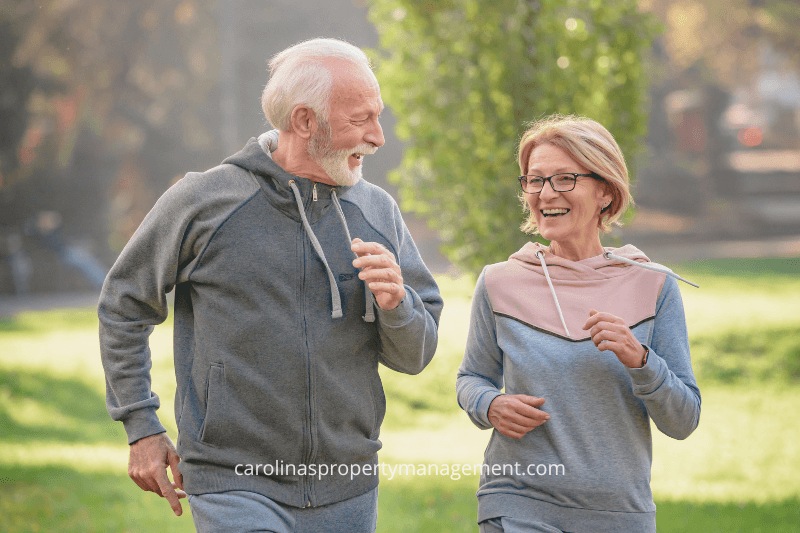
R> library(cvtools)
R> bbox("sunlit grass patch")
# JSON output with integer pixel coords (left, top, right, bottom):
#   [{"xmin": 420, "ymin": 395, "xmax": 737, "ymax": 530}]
[
  {"xmin": 651, "ymin": 385, "xmax": 800, "ymax": 504},
  {"xmin": 0, "ymin": 307, "xmax": 100, "ymax": 333},
  {"xmin": 0, "ymin": 442, "xmax": 127, "ymax": 472}
]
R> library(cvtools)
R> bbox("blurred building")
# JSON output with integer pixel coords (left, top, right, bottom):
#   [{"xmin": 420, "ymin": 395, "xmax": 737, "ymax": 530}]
[{"xmin": 626, "ymin": 41, "xmax": 800, "ymax": 246}]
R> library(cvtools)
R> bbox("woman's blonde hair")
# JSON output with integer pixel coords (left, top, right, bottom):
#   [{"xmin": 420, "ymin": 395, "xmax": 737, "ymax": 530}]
[{"xmin": 517, "ymin": 114, "xmax": 632, "ymax": 235}]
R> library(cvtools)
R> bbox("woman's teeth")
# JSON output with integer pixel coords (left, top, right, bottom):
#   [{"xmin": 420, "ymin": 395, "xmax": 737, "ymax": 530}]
[{"xmin": 542, "ymin": 208, "xmax": 569, "ymax": 217}]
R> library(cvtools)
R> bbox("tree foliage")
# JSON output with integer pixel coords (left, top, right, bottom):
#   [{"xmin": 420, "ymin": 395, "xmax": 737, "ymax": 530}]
[
  {"xmin": 1, "ymin": 1, "xmax": 222, "ymax": 253},
  {"xmin": 367, "ymin": 0, "xmax": 660, "ymax": 274},
  {"xmin": 646, "ymin": 0, "xmax": 800, "ymax": 85}
]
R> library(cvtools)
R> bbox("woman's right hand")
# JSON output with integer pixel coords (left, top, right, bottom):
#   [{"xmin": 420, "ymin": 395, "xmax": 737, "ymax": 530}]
[{"xmin": 487, "ymin": 395, "xmax": 550, "ymax": 439}]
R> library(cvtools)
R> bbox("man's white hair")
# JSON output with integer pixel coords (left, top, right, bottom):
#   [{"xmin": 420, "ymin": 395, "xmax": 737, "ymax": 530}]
[{"xmin": 261, "ymin": 38, "xmax": 373, "ymax": 131}]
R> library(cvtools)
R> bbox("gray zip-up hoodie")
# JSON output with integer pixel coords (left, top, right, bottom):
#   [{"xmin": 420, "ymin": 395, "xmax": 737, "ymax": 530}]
[{"xmin": 99, "ymin": 134, "xmax": 443, "ymax": 507}]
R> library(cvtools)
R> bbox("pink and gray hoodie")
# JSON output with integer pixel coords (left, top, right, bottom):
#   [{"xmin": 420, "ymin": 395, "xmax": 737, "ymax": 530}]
[{"xmin": 456, "ymin": 242, "xmax": 701, "ymax": 533}]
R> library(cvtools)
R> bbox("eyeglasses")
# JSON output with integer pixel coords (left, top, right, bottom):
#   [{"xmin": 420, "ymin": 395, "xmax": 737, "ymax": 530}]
[{"xmin": 518, "ymin": 173, "xmax": 598, "ymax": 194}]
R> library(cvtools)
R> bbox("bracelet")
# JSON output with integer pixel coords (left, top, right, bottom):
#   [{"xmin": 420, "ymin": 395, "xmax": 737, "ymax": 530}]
[{"xmin": 640, "ymin": 346, "xmax": 649, "ymax": 368}]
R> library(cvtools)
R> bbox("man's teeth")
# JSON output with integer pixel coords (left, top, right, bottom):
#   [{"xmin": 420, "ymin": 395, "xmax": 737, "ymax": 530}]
[
  {"xmin": 542, "ymin": 208, "xmax": 569, "ymax": 217},
  {"xmin": 353, "ymin": 154, "xmax": 363, "ymax": 160}
]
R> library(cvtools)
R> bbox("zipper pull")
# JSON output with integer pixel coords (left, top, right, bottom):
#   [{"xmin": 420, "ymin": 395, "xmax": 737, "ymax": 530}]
[{"xmin": 312, "ymin": 183, "xmax": 318, "ymax": 202}]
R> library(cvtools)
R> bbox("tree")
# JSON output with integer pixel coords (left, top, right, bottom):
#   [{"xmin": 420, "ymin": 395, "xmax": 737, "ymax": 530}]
[
  {"xmin": 367, "ymin": 0, "xmax": 660, "ymax": 274},
  {"xmin": 0, "ymin": 0, "xmax": 222, "ymax": 257}
]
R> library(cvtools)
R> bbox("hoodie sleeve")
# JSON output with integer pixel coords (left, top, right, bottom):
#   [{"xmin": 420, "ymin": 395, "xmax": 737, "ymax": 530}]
[
  {"xmin": 98, "ymin": 171, "xmax": 254, "ymax": 444},
  {"xmin": 374, "ymin": 202, "xmax": 443, "ymax": 375},
  {"xmin": 625, "ymin": 276, "xmax": 701, "ymax": 440},
  {"xmin": 456, "ymin": 268, "xmax": 505, "ymax": 430}
]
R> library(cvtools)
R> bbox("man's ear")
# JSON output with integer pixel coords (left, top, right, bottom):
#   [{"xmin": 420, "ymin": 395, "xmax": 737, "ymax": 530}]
[{"xmin": 288, "ymin": 105, "xmax": 316, "ymax": 140}]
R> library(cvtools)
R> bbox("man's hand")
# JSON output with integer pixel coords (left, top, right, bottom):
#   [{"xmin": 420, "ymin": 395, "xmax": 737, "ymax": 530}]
[
  {"xmin": 352, "ymin": 237, "xmax": 406, "ymax": 310},
  {"xmin": 487, "ymin": 394, "xmax": 550, "ymax": 439},
  {"xmin": 128, "ymin": 432, "xmax": 186, "ymax": 516},
  {"xmin": 582, "ymin": 309, "xmax": 647, "ymax": 368}
]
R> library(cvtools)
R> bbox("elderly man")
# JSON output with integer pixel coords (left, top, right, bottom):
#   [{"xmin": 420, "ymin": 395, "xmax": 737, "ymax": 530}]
[{"xmin": 99, "ymin": 38, "xmax": 443, "ymax": 532}]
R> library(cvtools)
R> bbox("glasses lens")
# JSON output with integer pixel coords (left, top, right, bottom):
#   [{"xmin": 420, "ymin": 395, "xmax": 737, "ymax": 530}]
[
  {"xmin": 521, "ymin": 176, "xmax": 544, "ymax": 192},
  {"xmin": 552, "ymin": 174, "xmax": 577, "ymax": 191}
]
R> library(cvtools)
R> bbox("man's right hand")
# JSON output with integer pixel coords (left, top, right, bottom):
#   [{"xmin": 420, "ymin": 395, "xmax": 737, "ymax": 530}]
[
  {"xmin": 487, "ymin": 394, "xmax": 550, "ymax": 439},
  {"xmin": 128, "ymin": 432, "xmax": 186, "ymax": 516}
]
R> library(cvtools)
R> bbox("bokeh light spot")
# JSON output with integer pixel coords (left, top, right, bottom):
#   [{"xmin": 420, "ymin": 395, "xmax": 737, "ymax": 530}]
[{"xmin": 738, "ymin": 127, "xmax": 763, "ymax": 147}]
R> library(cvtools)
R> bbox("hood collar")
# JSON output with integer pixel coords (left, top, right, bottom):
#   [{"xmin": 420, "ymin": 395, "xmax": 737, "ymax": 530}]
[
  {"xmin": 509, "ymin": 242, "xmax": 650, "ymax": 281},
  {"xmin": 221, "ymin": 135, "xmax": 353, "ymax": 212}
]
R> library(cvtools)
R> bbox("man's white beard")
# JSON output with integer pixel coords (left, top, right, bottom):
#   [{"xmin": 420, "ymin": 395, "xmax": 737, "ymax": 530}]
[{"xmin": 307, "ymin": 119, "xmax": 374, "ymax": 187}]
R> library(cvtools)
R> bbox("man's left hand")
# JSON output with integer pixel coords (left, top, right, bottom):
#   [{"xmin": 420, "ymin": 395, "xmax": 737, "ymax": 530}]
[{"xmin": 352, "ymin": 238, "xmax": 405, "ymax": 310}]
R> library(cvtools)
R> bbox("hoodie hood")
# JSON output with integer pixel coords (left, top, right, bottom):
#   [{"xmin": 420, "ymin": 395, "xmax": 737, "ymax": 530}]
[
  {"xmin": 485, "ymin": 242, "xmax": 667, "ymax": 341},
  {"xmin": 221, "ymin": 134, "xmax": 354, "ymax": 224}
]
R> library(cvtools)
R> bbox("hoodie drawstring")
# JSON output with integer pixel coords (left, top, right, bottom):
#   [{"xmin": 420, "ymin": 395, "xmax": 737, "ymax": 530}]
[
  {"xmin": 255, "ymin": 132, "xmax": 376, "ymax": 321},
  {"xmin": 331, "ymin": 190, "xmax": 376, "ymax": 322},
  {"xmin": 602, "ymin": 251, "xmax": 699, "ymax": 288},
  {"xmin": 535, "ymin": 250, "xmax": 571, "ymax": 338},
  {"xmin": 289, "ymin": 180, "xmax": 343, "ymax": 319}
]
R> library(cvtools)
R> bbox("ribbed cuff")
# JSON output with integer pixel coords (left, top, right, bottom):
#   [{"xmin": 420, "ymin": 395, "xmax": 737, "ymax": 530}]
[
  {"xmin": 375, "ymin": 293, "xmax": 413, "ymax": 327},
  {"xmin": 123, "ymin": 408, "xmax": 168, "ymax": 445},
  {"xmin": 476, "ymin": 391, "xmax": 504, "ymax": 429},
  {"xmin": 625, "ymin": 345, "xmax": 666, "ymax": 392}
]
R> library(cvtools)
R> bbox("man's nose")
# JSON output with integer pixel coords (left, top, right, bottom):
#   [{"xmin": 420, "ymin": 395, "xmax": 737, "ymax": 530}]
[{"xmin": 366, "ymin": 119, "xmax": 385, "ymax": 148}]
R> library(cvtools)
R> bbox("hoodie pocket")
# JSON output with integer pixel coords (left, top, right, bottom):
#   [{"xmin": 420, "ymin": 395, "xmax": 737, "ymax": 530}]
[
  {"xmin": 199, "ymin": 362, "xmax": 225, "ymax": 446},
  {"xmin": 367, "ymin": 374, "xmax": 385, "ymax": 439}
]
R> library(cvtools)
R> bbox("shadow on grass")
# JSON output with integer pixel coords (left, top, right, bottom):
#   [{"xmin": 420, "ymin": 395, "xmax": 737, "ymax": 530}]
[
  {"xmin": 0, "ymin": 368, "xmax": 124, "ymax": 444},
  {"xmin": 693, "ymin": 325, "xmax": 800, "ymax": 384}
]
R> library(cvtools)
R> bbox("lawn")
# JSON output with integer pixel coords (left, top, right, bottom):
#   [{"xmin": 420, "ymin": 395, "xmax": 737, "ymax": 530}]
[{"xmin": 0, "ymin": 256, "xmax": 798, "ymax": 532}]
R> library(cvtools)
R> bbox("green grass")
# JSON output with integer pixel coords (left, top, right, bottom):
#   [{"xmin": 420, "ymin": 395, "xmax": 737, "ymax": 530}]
[{"xmin": 1, "ymin": 256, "xmax": 799, "ymax": 532}]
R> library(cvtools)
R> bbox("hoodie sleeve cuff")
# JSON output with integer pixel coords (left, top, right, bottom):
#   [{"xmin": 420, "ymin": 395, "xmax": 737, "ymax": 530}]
[
  {"xmin": 122, "ymin": 408, "xmax": 168, "ymax": 445},
  {"xmin": 625, "ymin": 345, "xmax": 667, "ymax": 392},
  {"xmin": 375, "ymin": 294, "xmax": 413, "ymax": 328},
  {"xmin": 476, "ymin": 391, "xmax": 504, "ymax": 429}
]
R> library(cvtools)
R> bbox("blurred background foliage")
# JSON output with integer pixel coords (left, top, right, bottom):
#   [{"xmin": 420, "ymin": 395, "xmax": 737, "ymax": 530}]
[
  {"xmin": 367, "ymin": 0, "xmax": 659, "ymax": 273},
  {"xmin": 1, "ymin": 0, "xmax": 799, "ymax": 288},
  {"xmin": 0, "ymin": 1, "xmax": 221, "ymax": 256}
]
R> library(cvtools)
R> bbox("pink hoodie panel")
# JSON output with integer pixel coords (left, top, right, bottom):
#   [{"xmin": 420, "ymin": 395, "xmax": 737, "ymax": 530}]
[{"xmin": 485, "ymin": 242, "xmax": 667, "ymax": 340}]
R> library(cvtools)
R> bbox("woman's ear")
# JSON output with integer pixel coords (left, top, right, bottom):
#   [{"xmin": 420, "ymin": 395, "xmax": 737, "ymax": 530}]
[{"xmin": 598, "ymin": 181, "xmax": 614, "ymax": 213}]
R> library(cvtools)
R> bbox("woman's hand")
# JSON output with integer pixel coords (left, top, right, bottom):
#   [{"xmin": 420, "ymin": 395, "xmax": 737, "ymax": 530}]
[
  {"xmin": 582, "ymin": 309, "xmax": 647, "ymax": 368},
  {"xmin": 487, "ymin": 394, "xmax": 550, "ymax": 439}
]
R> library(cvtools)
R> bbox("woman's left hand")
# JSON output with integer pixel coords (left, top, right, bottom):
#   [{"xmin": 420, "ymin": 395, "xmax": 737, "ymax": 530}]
[{"xmin": 582, "ymin": 309, "xmax": 646, "ymax": 368}]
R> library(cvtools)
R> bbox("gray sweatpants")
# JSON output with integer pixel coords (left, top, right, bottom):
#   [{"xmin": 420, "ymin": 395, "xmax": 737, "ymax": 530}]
[{"xmin": 188, "ymin": 487, "xmax": 378, "ymax": 533}]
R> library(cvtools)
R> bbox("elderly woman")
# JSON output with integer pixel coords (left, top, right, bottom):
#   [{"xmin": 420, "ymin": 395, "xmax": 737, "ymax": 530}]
[{"xmin": 456, "ymin": 115, "xmax": 701, "ymax": 533}]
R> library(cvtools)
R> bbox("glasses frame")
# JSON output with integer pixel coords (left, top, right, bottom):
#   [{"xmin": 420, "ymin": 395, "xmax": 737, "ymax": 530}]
[{"xmin": 518, "ymin": 172, "xmax": 599, "ymax": 194}]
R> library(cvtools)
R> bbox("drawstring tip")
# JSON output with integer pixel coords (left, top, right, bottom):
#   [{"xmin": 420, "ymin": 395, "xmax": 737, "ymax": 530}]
[
  {"xmin": 331, "ymin": 309, "xmax": 343, "ymax": 319},
  {"xmin": 362, "ymin": 311, "xmax": 375, "ymax": 323}
]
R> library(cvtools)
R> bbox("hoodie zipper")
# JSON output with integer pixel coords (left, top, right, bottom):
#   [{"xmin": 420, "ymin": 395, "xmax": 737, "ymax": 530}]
[{"xmin": 312, "ymin": 183, "xmax": 318, "ymax": 202}]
